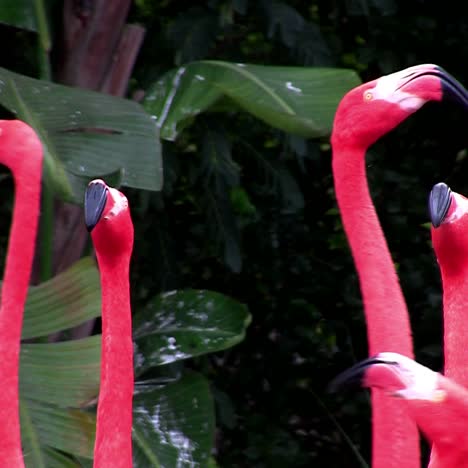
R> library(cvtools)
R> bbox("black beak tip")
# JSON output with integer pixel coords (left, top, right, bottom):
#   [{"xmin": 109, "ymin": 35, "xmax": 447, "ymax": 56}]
[
  {"xmin": 429, "ymin": 182, "xmax": 452, "ymax": 228},
  {"xmin": 328, "ymin": 358, "xmax": 379, "ymax": 394},
  {"xmin": 328, "ymin": 368, "xmax": 364, "ymax": 394},
  {"xmin": 84, "ymin": 181, "xmax": 108, "ymax": 232},
  {"xmin": 438, "ymin": 69, "xmax": 468, "ymax": 109}
]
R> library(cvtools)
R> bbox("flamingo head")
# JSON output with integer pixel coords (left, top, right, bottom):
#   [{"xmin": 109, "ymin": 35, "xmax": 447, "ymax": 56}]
[
  {"xmin": 332, "ymin": 64, "xmax": 468, "ymax": 150},
  {"xmin": 0, "ymin": 120, "xmax": 43, "ymax": 175},
  {"xmin": 430, "ymin": 182, "xmax": 468, "ymax": 274},
  {"xmin": 84, "ymin": 179, "xmax": 134, "ymax": 260},
  {"xmin": 329, "ymin": 352, "xmax": 442, "ymax": 402}
]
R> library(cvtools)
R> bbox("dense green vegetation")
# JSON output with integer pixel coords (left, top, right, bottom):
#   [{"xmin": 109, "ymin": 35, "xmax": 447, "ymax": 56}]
[{"xmin": 1, "ymin": 0, "xmax": 468, "ymax": 466}]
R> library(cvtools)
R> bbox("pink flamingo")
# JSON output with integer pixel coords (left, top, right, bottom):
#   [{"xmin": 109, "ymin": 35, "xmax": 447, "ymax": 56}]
[
  {"xmin": 331, "ymin": 64, "xmax": 468, "ymax": 467},
  {"xmin": 332, "ymin": 183, "xmax": 468, "ymax": 467},
  {"xmin": 330, "ymin": 352, "xmax": 468, "ymax": 468},
  {"xmin": 84, "ymin": 179, "xmax": 134, "ymax": 467},
  {"xmin": 0, "ymin": 120, "xmax": 43, "ymax": 466},
  {"xmin": 430, "ymin": 182, "xmax": 468, "ymax": 388}
]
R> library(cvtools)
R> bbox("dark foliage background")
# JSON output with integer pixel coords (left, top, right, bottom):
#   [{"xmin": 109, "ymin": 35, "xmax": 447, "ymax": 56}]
[
  {"xmin": 2, "ymin": 0, "xmax": 468, "ymax": 466},
  {"xmin": 123, "ymin": 1, "xmax": 468, "ymax": 466}
]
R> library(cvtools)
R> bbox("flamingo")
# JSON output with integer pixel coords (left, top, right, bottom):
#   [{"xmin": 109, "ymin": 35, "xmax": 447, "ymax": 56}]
[
  {"xmin": 330, "ymin": 353, "xmax": 468, "ymax": 468},
  {"xmin": 84, "ymin": 179, "xmax": 134, "ymax": 467},
  {"xmin": 429, "ymin": 182, "xmax": 468, "ymax": 388},
  {"xmin": 331, "ymin": 64, "xmax": 468, "ymax": 467},
  {"xmin": 0, "ymin": 120, "xmax": 43, "ymax": 466}
]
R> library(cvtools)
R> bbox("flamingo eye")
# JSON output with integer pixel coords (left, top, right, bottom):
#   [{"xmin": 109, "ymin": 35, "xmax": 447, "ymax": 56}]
[{"xmin": 363, "ymin": 90, "xmax": 373, "ymax": 101}]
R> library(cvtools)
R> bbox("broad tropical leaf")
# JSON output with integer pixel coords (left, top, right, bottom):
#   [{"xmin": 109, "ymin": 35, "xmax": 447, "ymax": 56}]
[
  {"xmin": 144, "ymin": 61, "xmax": 361, "ymax": 140},
  {"xmin": 0, "ymin": 67, "xmax": 162, "ymax": 202},
  {"xmin": 24, "ymin": 400, "xmax": 96, "ymax": 459},
  {"xmin": 17, "ymin": 259, "xmax": 101, "ymax": 465},
  {"xmin": 20, "ymin": 337, "xmax": 101, "ymax": 407},
  {"xmin": 133, "ymin": 289, "xmax": 251, "ymax": 372},
  {"xmin": 133, "ymin": 372, "xmax": 214, "ymax": 467},
  {"xmin": 21, "ymin": 257, "xmax": 101, "ymax": 339},
  {"xmin": 19, "ymin": 267, "xmax": 245, "ymax": 466}
]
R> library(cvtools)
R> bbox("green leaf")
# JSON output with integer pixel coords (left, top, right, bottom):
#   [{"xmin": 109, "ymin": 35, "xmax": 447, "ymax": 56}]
[
  {"xmin": 20, "ymin": 336, "xmax": 101, "ymax": 407},
  {"xmin": 22, "ymin": 257, "xmax": 101, "ymax": 339},
  {"xmin": 14, "ymin": 258, "xmax": 101, "ymax": 464},
  {"xmin": 133, "ymin": 289, "xmax": 251, "ymax": 371},
  {"xmin": 21, "ymin": 400, "xmax": 47, "ymax": 468},
  {"xmin": 205, "ymin": 185, "xmax": 242, "ymax": 273},
  {"xmin": 42, "ymin": 448, "xmax": 81, "ymax": 468},
  {"xmin": 133, "ymin": 372, "xmax": 214, "ymax": 468},
  {"xmin": 25, "ymin": 400, "xmax": 96, "ymax": 460},
  {"xmin": 0, "ymin": 0, "xmax": 36, "ymax": 31},
  {"xmin": 200, "ymin": 125, "xmax": 239, "ymax": 187},
  {"xmin": 144, "ymin": 61, "xmax": 361, "ymax": 140},
  {"xmin": 199, "ymin": 125, "xmax": 242, "ymax": 271},
  {"xmin": 0, "ymin": 67, "xmax": 162, "ymax": 202}
]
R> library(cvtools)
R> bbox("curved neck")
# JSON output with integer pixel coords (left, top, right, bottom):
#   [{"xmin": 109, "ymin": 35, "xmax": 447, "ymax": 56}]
[
  {"xmin": 0, "ymin": 169, "xmax": 41, "ymax": 467},
  {"xmin": 332, "ymin": 147, "xmax": 413, "ymax": 355},
  {"xmin": 93, "ymin": 253, "xmax": 133, "ymax": 467},
  {"xmin": 440, "ymin": 270, "xmax": 468, "ymax": 386},
  {"xmin": 332, "ymin": 143, "xmax": 419, "ymax": 468}
]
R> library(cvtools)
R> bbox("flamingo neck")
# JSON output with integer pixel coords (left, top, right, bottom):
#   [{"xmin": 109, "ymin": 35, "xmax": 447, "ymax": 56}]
[
  {"xmin": 0, "ymin": 169, "xmax": 41, "ymax": 467},
  {"xmin": 440, "ymin": 270, "xmax": 468, "ymax": 386},
  {"xmin": 332, "ymin": 146, "xmax": 413, "ymax": 355},
  {"xmin": 93, "ymin": 252, "xmax": 133, "ymax": 467},
  {"xmin": 332, "ymin": 143, "xmax": 419, "ymax": 468}
]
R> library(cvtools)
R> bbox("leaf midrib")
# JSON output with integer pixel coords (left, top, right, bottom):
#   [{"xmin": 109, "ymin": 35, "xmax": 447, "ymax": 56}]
[{"xmin": 201, "ymin": 61, "xmax": 296, "ymax": 115}]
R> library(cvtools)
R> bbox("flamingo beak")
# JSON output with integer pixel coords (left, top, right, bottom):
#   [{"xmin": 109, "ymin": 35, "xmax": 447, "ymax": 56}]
[
  {"xmin": 85, "ymin": 180, "xmax": 108, "ymax": 232},
  {"xmin": 438, "ymin": 68, "xmax": 468, "ymax": 107},
  {"xmin": 328, "ymin": 356, "xmax": 393, "ymax": 393},
  {"xmin": 400, "ymin": 65, "xmax": 468, "ymax": 108},
  {"xmin": 429, "ymin": 182, "xmax": 452, "ymax": 228}
]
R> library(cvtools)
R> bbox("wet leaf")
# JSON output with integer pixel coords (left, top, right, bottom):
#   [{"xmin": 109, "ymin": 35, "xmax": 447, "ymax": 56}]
[
  {"xmin": 133, "ymin": 289, "xmax": 251, "ymax": 372},
  {"xmin": 133, "ymin": 372, "xmax": 214, "ymax": 467},
  {"xmin": 0, "ymin": 67, "xmax": 162, "ymax": 202},
  {"xmin": 144, "ymin": 61, "xmax": 361, "ymax": 140}
]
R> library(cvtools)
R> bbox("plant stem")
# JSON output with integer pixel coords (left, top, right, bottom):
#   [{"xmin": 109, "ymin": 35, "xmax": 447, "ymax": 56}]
[
  {"xmin": 34, "ymin": 0, "xmax": 54, "ymax": 281},
  {"xmin": 34, "ymin": 0, "xmax": 51, "ymax": 80},
  {"xmin": 39, "ymin": 184, "xmax": 54, "ymax": 282}
]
